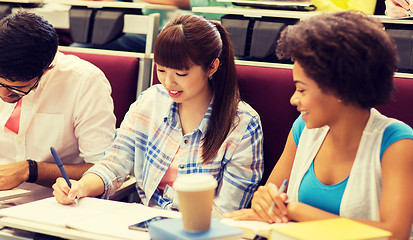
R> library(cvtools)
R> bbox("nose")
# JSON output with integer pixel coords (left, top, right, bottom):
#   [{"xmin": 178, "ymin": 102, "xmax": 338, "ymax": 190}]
[
  {"xmin": 163, "ymin": 72, "xmax": 176, "ymax": 88},
  {"xmin": 290, "ymin": 92, "xmax": 299, "ymax": 106}
]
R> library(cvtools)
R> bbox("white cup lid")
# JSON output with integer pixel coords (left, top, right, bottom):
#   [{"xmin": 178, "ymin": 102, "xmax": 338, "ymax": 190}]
[{"xmin": 173, "ymin": 173, "xmax": 217, "ymax": 192}]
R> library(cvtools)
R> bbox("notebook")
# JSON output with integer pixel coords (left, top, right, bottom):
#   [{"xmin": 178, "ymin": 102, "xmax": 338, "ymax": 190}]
[
  {"xmin": 148, "ymin": 218, "xmax": 243, "ymax": 240},
  {"xmin": 269, "ymin": 218, "xmax": 391, "ymax": 240},
  {"xmin": 217, "ymin": 0, "xmax": 316, "ymax": 11}
]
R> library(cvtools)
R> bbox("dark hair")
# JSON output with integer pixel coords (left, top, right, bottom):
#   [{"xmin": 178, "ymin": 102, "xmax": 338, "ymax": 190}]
[
  {"xmin": 0, "ymin": 11, "xmax": 58, "ymax": 82},
  {"xmin": 277, "ymin": 11, "xmax": 398, "ymax": 109},
  {"xmin": 154, "ymin": 14, "xmax": 239, "ymax": 163}
]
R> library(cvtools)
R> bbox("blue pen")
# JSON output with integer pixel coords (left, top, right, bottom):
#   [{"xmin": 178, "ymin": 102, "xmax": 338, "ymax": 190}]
[
  {"xmin": 268, "ymin": 179, "xmax": 288, "ymax": 214},
  {"xmin": 50, "ymin": 147, "xmax": 78, "ymax": 204}
]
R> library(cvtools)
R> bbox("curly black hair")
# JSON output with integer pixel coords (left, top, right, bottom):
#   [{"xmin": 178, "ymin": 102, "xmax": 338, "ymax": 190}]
[{"xmin": 277, "ymin": 11, "xmax": 398, "ymax": 109}]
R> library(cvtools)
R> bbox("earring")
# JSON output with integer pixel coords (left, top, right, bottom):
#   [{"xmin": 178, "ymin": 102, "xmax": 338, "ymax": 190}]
[{"xmin": 208, "ymin": 76, "xmax": 213, "ymax": 81}]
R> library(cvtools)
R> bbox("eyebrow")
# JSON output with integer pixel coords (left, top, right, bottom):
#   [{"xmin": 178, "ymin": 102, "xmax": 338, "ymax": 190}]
[{"xmin": 293, "ymin": 80, "xmax": 306, "ymax": 85}]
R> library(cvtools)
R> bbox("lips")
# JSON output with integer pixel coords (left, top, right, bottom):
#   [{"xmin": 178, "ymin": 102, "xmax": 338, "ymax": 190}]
[{"xmin": 168, "ymin": 90, "xmax": 182, "ymax": 98}]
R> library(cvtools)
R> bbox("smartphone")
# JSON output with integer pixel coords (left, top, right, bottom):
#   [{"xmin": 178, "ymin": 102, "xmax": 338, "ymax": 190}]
[{"xmin": 128, "ymin": 216, "xmax": 171, "ymax": 231}]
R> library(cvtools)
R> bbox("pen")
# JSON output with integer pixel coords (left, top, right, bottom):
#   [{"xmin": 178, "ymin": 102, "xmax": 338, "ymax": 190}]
[
  {"xmin": 267, "ymin": 179, "xmax": 288, "ymax": 214},
  {"xmin": 50, "ymin": 147, "xmax": 78, "ymax": 205}
]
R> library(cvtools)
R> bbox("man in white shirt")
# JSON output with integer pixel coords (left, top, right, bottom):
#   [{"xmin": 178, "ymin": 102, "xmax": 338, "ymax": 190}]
[{"xmin": 0, "ymin": 11, "xmax": 116, "ymax": 204}]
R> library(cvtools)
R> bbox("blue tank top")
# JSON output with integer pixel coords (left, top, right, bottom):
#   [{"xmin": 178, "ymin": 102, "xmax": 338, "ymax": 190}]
[{"xmin": 292, "ymin": 116, "xmax": 413, "ymax": 215}]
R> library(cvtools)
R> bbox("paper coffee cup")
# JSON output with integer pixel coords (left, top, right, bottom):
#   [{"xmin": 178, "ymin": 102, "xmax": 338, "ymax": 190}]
[{"xmin": 174, "ymin": 173, "xmax": 217, "ymax": 232}]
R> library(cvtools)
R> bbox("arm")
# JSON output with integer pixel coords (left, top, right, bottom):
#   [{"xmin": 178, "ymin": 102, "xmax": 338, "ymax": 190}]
[
  {"xmin": 385, "ymin": 0, "xmax": 413, "ymax": 17},
  {"xmin": 213, "ymin": 115, "xmax": 264, "ymax": 214},
  {"xmin": 225, "ymin": 130, "xmax": 297, "ymax": 222},
  {"xmin": 53, "ymin": 173, "xmax": 105, "ymax": 205},
  {"xmin": 139, "ymin": 0, "xmax": 190, "ymax": 9},
  {"xmin": 93, "ymin": 0, "xmax": 191, "ymax": 9},
  {"xmin": 311, "ymin": 0, "xmax": 377, "ymax": 14},
  {"xmin": 250, "ymin": 130, "xmax": 296, "ymax": 222}
]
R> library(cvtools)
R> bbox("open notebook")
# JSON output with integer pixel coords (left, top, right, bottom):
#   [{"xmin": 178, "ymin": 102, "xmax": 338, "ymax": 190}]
[{"xmin": 217, "ymin": 0, "xmax": 316, "ymax": 11}]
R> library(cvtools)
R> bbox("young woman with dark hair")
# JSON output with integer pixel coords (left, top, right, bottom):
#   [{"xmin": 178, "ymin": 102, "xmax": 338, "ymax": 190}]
[
  {"xmin": 52, "ymin": 14, "xmax": 264, "ymax": 215},
  {"xmin": 226, "ymin": 11, "xmax": 413, "ymax": 239}
]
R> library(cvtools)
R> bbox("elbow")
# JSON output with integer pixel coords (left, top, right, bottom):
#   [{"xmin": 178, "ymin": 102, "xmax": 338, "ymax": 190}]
[{"xmin": 384, "ymin": 222, "xmax": 412, "ymax": 240}]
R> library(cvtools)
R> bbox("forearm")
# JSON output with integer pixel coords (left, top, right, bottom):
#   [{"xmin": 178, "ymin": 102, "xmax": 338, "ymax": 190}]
[
  {"xmin": 78, "ymin": 173, "xmax": 105, "ymax": 198},
  {"xmin": 36, "ymin": 162, "xmax": 93, "ymax": 187},
  {"xmin": 287, "ymin": 202, "xmax": 339, "ymax": 221},
  {"xmin": 138, "ymin": 0, "xmax": 190, "ymax": 9}
]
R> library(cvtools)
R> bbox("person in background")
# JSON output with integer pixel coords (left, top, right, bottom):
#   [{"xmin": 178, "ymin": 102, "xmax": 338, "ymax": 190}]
[
  {"xmin": 0, "ymin": 11, "xmax": 116, "ymax": 204},
  {"xmin": 226, "ymin": 11, "xmax": 413, "ymax": 239},
  {"xmin": 311, "ymin": 0, "xmax": 376, "ymax": 14},
  {"xmin": 74, "ymin": 0, "xmax": 227, "ymax": 52},
  {"xmin": 385, "ymin": 0, "xmax": 413, "ymax": 17},
  {"xmin": 53, "ymin": 14, "xmax": 264, "ymax": 215}
]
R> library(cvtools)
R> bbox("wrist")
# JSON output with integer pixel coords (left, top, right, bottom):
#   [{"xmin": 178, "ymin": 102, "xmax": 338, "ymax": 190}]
[{"xmin": 26, "ymin": 160, "xmax": 38, "ymax": 183}]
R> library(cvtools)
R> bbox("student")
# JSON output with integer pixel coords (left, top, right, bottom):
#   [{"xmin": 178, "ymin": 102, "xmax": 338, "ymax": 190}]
[
  {"xmin": 385, "ymin": 0, "xmax": 413, "ymax": 17},
  {"xmin": 0, "ymin": 11, "xmax": 116, "ymax": 204},
  {"xmin": 71, "ymin": 0, "xmax": 227, "ymax": 52},
  {"xmin": 310, "ymin": 0, "xmax": 376, "ymax": 14},
  {"xmin": 53, "ymin": 14, "xmax": 264, "ymax": 214},
  {"xmin": 226, "ymin": 11, "xmax": 413, "ymax": 239}
]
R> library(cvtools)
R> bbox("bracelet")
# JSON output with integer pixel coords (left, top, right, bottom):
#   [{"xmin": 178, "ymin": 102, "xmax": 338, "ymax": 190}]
[{"xmin": 26, "ymin": 159, "xmax": 38, "ymax": 183}]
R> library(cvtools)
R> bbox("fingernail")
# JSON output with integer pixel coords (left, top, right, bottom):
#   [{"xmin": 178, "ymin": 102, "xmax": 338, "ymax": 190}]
[{"xmin": 276, "ymin": 218, "xmax": 282, "ymax": 223}]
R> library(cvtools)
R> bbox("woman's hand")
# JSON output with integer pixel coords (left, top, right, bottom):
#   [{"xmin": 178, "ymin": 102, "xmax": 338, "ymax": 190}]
[
  {"xmin": 224, "ymin": 208, "xmax": 265, "ymax": 221},
  {"xmin": 52, "ymin": 177, "xmax": 84, "ymax": 205},
  {"xmin": 251, "ymin": 183, "xmax": 288, "ymax": 223},
  {"xmin": 385, "ymin": 0, "xmax": 413, "ymax": 18}
]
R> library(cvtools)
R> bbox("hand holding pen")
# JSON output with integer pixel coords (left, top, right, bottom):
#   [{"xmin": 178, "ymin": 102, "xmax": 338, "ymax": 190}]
[
  {"xmin": 250, "ymin": 179, "xmax": 288, "ymax": 223},
  {"xmin": 50, "ymin": 147, "xmax": 79, "ymax": 205},
  {"xmin": 268, "ymin": 179, "xmax": 287, "ymax": 214},
  {"xmin": 385, "ymin": 0, "xmax": 413, "ymax": 18}
]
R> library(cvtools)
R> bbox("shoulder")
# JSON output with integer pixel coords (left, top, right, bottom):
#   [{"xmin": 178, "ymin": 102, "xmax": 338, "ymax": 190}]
[
  {"xmin": 292, "ymin": 115, "xmax": 305, "ymax": 146},
  {"xmin": 382, "ymin": 122, "xmax": 413, "ymax": 149},
  {"xmin": 236, "ymin": 101, "xmax": 261, "ymax": 126},
  {"xmin": 52, "ymin": 52, "xmax": 106, "ymax": 81},
  {"xmin": 128, "ymin": 84, "xmax": 172, "ymax": 115}
]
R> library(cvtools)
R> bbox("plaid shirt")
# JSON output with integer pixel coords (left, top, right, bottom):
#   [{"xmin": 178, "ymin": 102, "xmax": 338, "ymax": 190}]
[{"xmin": 87, "ymin": 84, "xmax": 264, "ymax": 213}]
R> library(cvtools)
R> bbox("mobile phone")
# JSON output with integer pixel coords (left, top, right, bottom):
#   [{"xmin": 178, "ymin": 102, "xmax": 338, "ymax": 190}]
[{"xmin": 128, "ymin": 216, "xmax": 171, "ymax": 231}]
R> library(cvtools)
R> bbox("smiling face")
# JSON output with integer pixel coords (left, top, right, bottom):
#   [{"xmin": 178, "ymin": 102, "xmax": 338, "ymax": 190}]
[
  {"xmin": 290, "ymin": 61, "xmax": 342, "ymax": 129},
  {"xmin": 156, "ymin": 62, "xmax": 216, "ymax": 107}
]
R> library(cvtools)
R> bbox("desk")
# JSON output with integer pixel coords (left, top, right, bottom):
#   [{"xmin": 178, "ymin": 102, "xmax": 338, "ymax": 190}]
[{"xmin": 194, "ymin": 6, "xmax": 413, "ymax": 24}]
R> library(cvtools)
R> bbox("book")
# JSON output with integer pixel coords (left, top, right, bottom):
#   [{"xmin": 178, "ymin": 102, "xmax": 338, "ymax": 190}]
[
  {"xmin": 220, "ymin": 218, "xmax": 287, "ymax": 239},
  {"xmin": 0, "ymin": 197, "xmax": 181, "ymax": 240},
  {"xmin": 148, "ymin": 218, "xmax": 243, "ymax": 240},
  {"xmin": 0, "ymin": 189, "xmax": 30, "ymax": 201},
  {"xmin": 268, "ymin": 218, "xmax": 392, "ymax": 240}
]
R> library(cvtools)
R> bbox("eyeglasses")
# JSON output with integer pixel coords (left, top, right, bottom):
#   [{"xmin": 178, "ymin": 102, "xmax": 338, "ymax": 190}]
[{"xmin": 0, "ymin": 76, "xmax": 41, "ymax": 96}]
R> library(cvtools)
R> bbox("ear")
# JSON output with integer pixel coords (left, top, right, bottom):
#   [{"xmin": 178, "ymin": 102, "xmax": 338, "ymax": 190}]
[{"xmin": 208, "ymin": 58, "xmax": 220, "ymax": 78}]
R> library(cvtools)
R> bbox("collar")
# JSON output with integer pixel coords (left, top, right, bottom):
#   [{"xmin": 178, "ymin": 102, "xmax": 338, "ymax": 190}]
[{"xmin": 163, "ymin": 98, "xmax": 214, "ymax": 135}]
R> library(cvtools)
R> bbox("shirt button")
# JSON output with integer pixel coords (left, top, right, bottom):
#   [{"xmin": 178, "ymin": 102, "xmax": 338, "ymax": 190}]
[
  {"xmin": 16, "ymin": 140, "xmax": 22, "ymax": 145},
  {"xmin": 179, "ymin": 164, "xmax": 184, "ymax": 169},
  {"xmin": 184, "ymin": 140, "xmax": 188, "ymax": 144}
]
